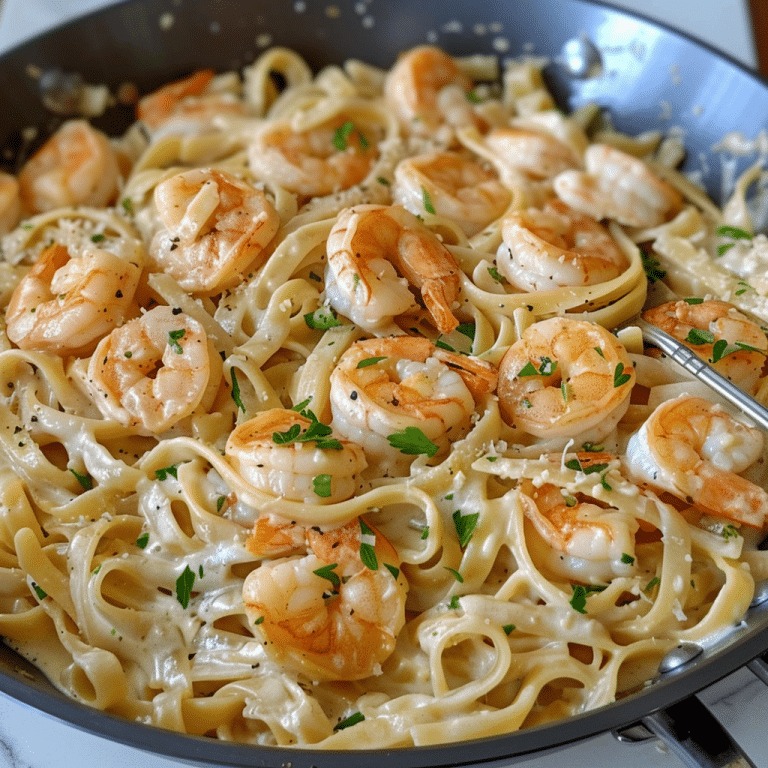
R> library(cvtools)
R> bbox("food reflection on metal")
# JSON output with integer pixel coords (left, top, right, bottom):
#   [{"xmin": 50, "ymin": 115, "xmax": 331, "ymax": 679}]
[
  {"xmin": 559, "ymin": 34, "xmax": 603, "ymax": 78},
  {"xmin": 35, "ymin": 67, "xmax": 111, "ymax": 117}
]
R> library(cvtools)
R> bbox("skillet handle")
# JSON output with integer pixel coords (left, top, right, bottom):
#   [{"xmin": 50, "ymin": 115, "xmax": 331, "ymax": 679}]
[{"xmin": 639, "ymin": 696, "xmax": 756, "ymax": 768}]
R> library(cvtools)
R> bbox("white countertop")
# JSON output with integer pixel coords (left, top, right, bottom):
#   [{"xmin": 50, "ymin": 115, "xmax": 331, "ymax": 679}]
[{"xmin": 0, "ymin": 2, "xmax": 762, "ymax": 767}]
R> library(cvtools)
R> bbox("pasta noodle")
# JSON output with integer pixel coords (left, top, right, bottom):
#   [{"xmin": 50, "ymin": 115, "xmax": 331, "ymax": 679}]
[{"xmin": 0, "ymin": 43, "xmax": 767, "ymax": 750}]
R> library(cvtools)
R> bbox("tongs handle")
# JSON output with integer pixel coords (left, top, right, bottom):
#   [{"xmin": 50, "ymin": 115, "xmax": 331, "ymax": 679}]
[{"xmin": 636, "ymin": 318, "xmax": 768, "ymax": 432}]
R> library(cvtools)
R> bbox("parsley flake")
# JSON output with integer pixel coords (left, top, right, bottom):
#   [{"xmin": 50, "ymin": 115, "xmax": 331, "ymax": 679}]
[
  {"xmin": 313, "ymin": 473, "xmax": 332, "ymax": 498},
  {"xmin": 136, "ymin": 532, "xmax": 150, "ymax": 549},
  {"xmin": 155, "ymin": 464, "xmax": 179, "ymax": 481},
  {"xmin": 569, "ymin": 583, "xmax": 606, "ymax": 614},
  {"xmin": 31, "ymin": 582, "xmax": 47, "ymax": 600},
  {"xmin": 448, "ymin": 594, "xmax": 461, "ymax": 609},
  {"xmin": 641, "ymin": 249, "xmax": 666, "ymax": 283},
  {"xmin": 359, "ymin": 518, "xmax": 378, "ymax": 571},
  {"xmin": 487, "ymin": 265, "xmax": 506, "ymax": 284},
  {"xmin": 272, "ymin": 410, "xmax": 342, "ymax": 450},
  {"xmin": 175, "ymin": 565, "xmax": 196, "ymax": 609},
  {"xmin": 69, "ymin": 467, "xmax": 93, "ymax": 491},
  {"xmin": 502, "ymin": 623, "xmax": 516, "ymax": 635},
  {"xmin": 685, "ymin": 328, "xmax": 715, "ymax": 345},
  {"xmin": 335, "ymin": 712, "xmax": 365, "ymax": 731},
  {"xmin": 384, "ymin": 563, "xmax": 400, "ymax": 580},
  {"xmin": 445, "ymin": 566, "xmax": 464, "ymax": 583},
  {"xmin": 356, "ymin": 356, "xmax": 387, "ymax": 369},
  {"xmin": 620, "ymin": 552, "xmax": 635, "ymax": 565},
  {"xmin": 167, "ymin": 328, "xmax": 185, "ymax": 354},
  {"xmin": 452, "ymin": 509, "xmax": 479, "ymax": 549},
  {"xmin": 313, "ymin": 563, "xmax": 340, "ymax": 589},
  {"xmin": 422, "ymin": 186, "xmax": 436, "ymax": 215},
  {"xmin": 387, "ymin": 426, "xmax": 438, "ymax": 457},
  {"xmin": 230, "ymin": 368, "xmax": 246, "ymax": 413},
  {"xmin": 613, "ymin": 362, "xmax": 631, "ymax": 387},
  {"xmin": 304, "ymin": 306, "xmax": 342, "ymax": 330}
]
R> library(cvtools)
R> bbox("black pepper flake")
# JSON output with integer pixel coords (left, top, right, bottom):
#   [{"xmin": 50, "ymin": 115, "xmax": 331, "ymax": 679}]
[
  {"xmin": 350, "ymin": 391, "xmax": 358, "ymax": 400},
  {"xmin": 115, "ymin": 290, "xmax": 123, "ymax": 298},
  {"xmin": 172, "ymin": 307, "xmax": 182, "ymax": 315}
]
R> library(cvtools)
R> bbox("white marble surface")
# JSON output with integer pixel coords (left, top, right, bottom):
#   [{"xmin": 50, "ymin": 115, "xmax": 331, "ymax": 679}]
[{"xmin": 0, "ymin": 1, "xmax": 763, "ymax": 767}]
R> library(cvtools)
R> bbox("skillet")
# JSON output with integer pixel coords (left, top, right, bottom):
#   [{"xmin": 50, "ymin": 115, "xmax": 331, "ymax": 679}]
[{"xmin": 0, "ymin": 1, "xmax": 767, "ymax": 766}]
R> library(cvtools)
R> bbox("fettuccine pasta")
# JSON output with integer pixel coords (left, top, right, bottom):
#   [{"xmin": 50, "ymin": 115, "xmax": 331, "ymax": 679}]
[{"xmin": 0, "ymin": 44, "xmax": 766, "ymax": 748}]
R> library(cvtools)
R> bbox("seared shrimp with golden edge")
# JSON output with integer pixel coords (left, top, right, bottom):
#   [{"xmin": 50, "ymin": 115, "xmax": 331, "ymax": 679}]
[
  {"xmin": 643, "ymin": 299, "xmax": 768, "ymax": 394},
  {"xmin": 17, "ymin": 120, "xmax": 120, "ymax": 213},
  {"xmin": 225, "ymin": 407, "xmax": 367, "ymax": 504},
  {"xmin": 242, "ymin": 517, "xmax": 408, "ymax": 681},
  {"xmin": 519, "ymin": 463, "xmax": 639, "ymax": 584},
  {"xmin": 384, "ymin": 45, "xmax": 479, "ymax": 135},
  {"xmin": 330, "ymin": 336, "xmax": 497, "ymax": 472},
  {"xmin": 136, "ymin": 68, "xmax": 246, "ymax": 129},
  {"xmin": 553, "ymin": 143, "xmax": 683, "ymax": 228},
  {"xmin": 485, "ymin": 127, "xmax": 580, "ymax": 182},
  {"xmin": 497, "ymin": 199, "xmax": 629, "ymax": 292},
  {"xmin": 85, "ymin": 305, "xmax": 219, "ymax": 433},
  {"xmin": 392, "ymin": 151, "xmax": 511, "ymax": 236},
  {"xmin": 325, "ymin": 204, "xmax": 462, "ymax": 335},
  {"xmin": 625, "ymin": 394, "xmax": 768, "ymax": 528},
  {"xmin": 0, "ymin": 172, "xmax": 21, "ymax": 235},
  {"xmin": 498, "ymin": 317, "xmax": 635, "ymax": 441},
  {"xmin": 248, "ymin": 114, "xmax": 377, "ymax": 198},
  {"xmin": 5, "ymin": 244, "xmax": 143, "ymax": 357},
  {"xmin": 149, "ymin": 168, "xmax": 280, "ymax": 295}
]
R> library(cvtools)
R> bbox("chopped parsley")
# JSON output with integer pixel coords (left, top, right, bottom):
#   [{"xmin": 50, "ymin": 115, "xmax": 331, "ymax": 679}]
[
  {"xmin": 334, "ymin": 712, "xmax": 365, "ymax": 731},
  {"xmin": 564, "ymin": 458, "xmax": 609, "ymax": 475},
  {"xmin": 644, "ymin": 576, "xmax": 660, "ymax": 592},
  {"xmin": 216, "ymin": 495, "xmax": 226, "ymax": 512},
  {"xmin": 487, "ymin": 266, "xmax": 506, "ymax": 284},
  {"xmin": 272, "ymin": 410, "xmax": 342, "ymax": 450},
  {"xmin": 386, "ymin": 426, "xmax": 439, "ymax": 457},
  {"xmin": 167, "ymin": 328, "xmax": 186, "ymax": 354},
  {"xmin": 613, "ymin": 362, "xmax": 631, "ymax": 387},
  {"xmin": 452, "ymin": 509, "xmax": 479, "ymax": 549},
  {"xmin": 445, "ymin": 566, "xmax": 464, "ymax": 583},
  {"xmin": 582, "ymin": 442, "xmax": 604, "ymax": 452},
  {"xmin": 448, "ymin": 594, "xmax": 461, "ymax": 610},
  {"xmin": 716, "ymin": 224, "xmax": 752, "ymax": 256},
  {"xmin": 384, "ymin": 563, "xmax": 400, "ymax": 580},
  {"xmin": 332, "ymin": 120, "xmax": 368, "ymax": 151},
  {"xmin": 359, "ymin": 518, "xmax": 378, "ymax": 570},
  {"xmin": 620, "ymin": 552, "xmax": 635, "ymax": 565},
  {"xmin": 641, "ymin": 249, "xmax": 666, "ymax": 283},
  {"xmin": 569, "ymin": 583, "xmax": 606, "ymax": 614},
  {"xmin": 304, "ymin": 306, "xmax": 342, "ymax": 330},
  {"xmin": 31, "ymin": 582, "xmax": 47, "ymax": 600},
  {"xmin": 457, "ymin": 322, "xmax": 476, "ymax": 341},
  {"xmin": 69, "ymin": 467, "xmax": 94, "ymax": 491},
  {"xmin": 155, "ymin": 464, "xmax": 179, "ymax": 481},
  {"xmin": 518, "ymin": 357, "xmax": 557, "ymax": 377},
  {"xmin": 90, "ymin": 233, "xmax": 106, "ymax": 243},
  {"xmin": 121, "ymin": 197, "xmax": 134, "ymax": 216},
  {"xmin": 313, "ymin": 563, "xmax": 340, "ymax": 589},
  {"xmin": 502, "ymin": 623, "xmax": 516, "ymax": 635},
  {"xmin": 175, "ymin": 565, "xmax": 196, "ymax": 609},
  {"xmin": 735, "ymin": 280, "xmax": 754, "ymax": 296},
  {"xmin": 313, "ymin": 473, "xmax": 332, "ymax": 498},
  {"xmin": 230, "ymin": 368, "xmax": 246, "ymax": 413},
  {"xmin": 722, "ymin": 524, "xmax": 740, "ymax": 540},
  {"xmin": 685, "ymin": 328, "xmax": 715, "ymax": 345},
  {"xmin": 136, "ymin": 532, "xmax": 150, "ymax": 549},
  {"xmin": 356, "ymin": 356, "xmax": 387, "ymax": 369},
  {"xmin": 683, "ymin": 297, "xmax": 704, "ymax": 305},
  {"xmin": 422, "ymin": 186, "xmax": 436, "ymax": 215},
  {"xmin": 420, "ymin": 525, "xmax": 430, "ymax": 540}
]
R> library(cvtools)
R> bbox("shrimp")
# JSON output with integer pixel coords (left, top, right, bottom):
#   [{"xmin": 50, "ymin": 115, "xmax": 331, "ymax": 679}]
[
  {"xmin": 485, "ymin": 127, "xmax": 580, "ymax": 181},
  {"xmin": 0, "ymin": 172, "xmax": 21, "ymax": 235},
  {"xmin": 17, "ymin": 120, "xmax": 120, "ymax": 214},
  {"xmin": 5, "ymin": 244, "xmax": 143, "ymax": 357},
  {"xmin": 85, "ymin": 305, "xmax": 218, "ymax": 433},
  {"xmin": 392, "ymin": 151, "xmax": 511, "ymax": 236},
  {"xmin": 149, "ymin": 168, "xmax": 280, "ymax": 295},
  {"xmin": 520, "ymin": 469, "xmax": 639, "ymax": 583},
  {"xmin": 497, "ymin": 317, "xmax": 635, "ymax": 441},
  {"xmin": 625, "ymin": 394, "xmax": 768, "ymax": 528},
  {"xmin": 248, "ymin": 114, "xmax": 376, "ymax": 198},
  {"xmin": 553, "ymin": 144, "xmax": 683, "ymax": 228},
  {"xmin": 242, "ymin": 517, "xmax": 408, "ymax": 681},
  {"xmin": 642, "ymin": 299, "xmax": 768, "ymax": 395},
  {"xmin": 383, "ymin": 45, "xmax": 478, "ymax": 135},
  {"xmin": 324, "ymin": 204, "xmax": 462, "ymax": 335},
  {"xmin": 224, "ymin": 407, "xmax": 367, "ymax": 504},
  {"xmin": 330, "ymin": 336, "xmax": 497, "ymax": 471},
  {"xmin": 136, "ymin": 69, "xmax": 245, "ymax": 129},
  {"xmin": 496, "ymin": 199, "xmax": 629, "ymax": 292}
]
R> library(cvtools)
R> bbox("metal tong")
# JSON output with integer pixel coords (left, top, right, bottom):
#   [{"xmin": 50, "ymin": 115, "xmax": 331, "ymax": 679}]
[{"xmin": 617, "ymin": 280, "xmax": 768, "ymax": 432}]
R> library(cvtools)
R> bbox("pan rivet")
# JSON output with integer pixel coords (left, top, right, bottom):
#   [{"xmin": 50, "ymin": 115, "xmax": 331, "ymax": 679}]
[
  {"xmin": 559, "ymin": 35, "xmax": 603, "ymax": 79},
  {"xmin": 658, "ymin": 642, "xmax": 703, "ymax": 675}
]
